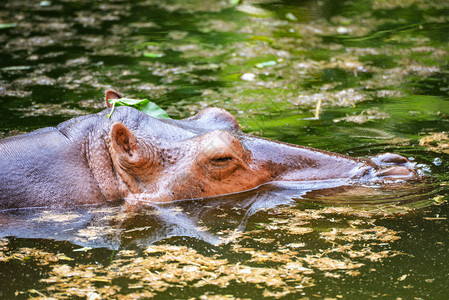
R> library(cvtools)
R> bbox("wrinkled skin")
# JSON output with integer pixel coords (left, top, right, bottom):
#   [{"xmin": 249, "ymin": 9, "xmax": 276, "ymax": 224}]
[{"xmin": 0, "ymin": 91, "xmax": 416, "ymax": 209}]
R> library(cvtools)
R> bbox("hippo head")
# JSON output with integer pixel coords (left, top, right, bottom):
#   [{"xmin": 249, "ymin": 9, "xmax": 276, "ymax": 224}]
[
  {"xmin": 107, "ymin": 110, "xmax": 273, "ymax": 204},
  {"xmin": 103, "ymin": 91, "xmax": 416, "ymax": 205}
]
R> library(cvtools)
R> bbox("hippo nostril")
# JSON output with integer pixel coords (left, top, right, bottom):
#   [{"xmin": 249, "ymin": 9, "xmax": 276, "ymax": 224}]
[
  {"xmin": 372, "ymin": 153, "xmax": 409, "ymax": 165},
  {"xmin": 375, "ymin": 166, "xmax": 415, "ymax": 178}
]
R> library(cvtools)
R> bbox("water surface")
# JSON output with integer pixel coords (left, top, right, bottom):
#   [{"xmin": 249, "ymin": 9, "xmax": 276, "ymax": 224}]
[{"xmin": 0, "ymin": 0, "xmax": 448, "ymax": 299}]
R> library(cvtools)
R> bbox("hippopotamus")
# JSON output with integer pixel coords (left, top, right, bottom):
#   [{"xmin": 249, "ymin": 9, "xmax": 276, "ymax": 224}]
[{"xmin": 0, "ymin": 90, "xmax": 416, "ymax": 209}]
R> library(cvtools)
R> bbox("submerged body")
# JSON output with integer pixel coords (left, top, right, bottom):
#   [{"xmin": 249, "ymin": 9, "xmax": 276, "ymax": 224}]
[{"xmin": 0, "ymin": 91, "xmax": 416, "ymax": 209}]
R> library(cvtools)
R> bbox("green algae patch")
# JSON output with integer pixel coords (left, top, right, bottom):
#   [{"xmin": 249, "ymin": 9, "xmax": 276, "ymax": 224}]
[
  {"xmin": 419, "ymin": 132, "xmax": 449, "ymax": 154},
  {"xmin": 0, "ymin": 205, "xmax": 412, "ymax": 299}
]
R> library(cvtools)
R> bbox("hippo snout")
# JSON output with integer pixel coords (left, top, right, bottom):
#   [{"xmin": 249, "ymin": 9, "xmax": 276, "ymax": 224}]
[
  {"xmin": 374, "ymin": 165, "xmax": 416, "ymax": 178},
  {"xmin": 370, "ymin": 153, "xmax": 417, "ymax": 180},
  {"xmin": 371, "ymin": 153, "xmax": 410, "ymax": 165}
]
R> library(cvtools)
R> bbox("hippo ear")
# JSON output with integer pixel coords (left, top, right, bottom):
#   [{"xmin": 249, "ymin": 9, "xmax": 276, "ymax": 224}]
[
  {"xmin": 105, "ymin": 90, "xmax": 123, "ymax": 108},
  {"xmin": 110, "ymin": 122, "xmax": 141, "ymax": 164}
]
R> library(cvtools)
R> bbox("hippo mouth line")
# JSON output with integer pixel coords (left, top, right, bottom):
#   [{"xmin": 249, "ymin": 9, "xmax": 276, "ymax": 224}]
[{"xmin": 125, "ymin": 171, "xmax": 419, "ymax": 206}]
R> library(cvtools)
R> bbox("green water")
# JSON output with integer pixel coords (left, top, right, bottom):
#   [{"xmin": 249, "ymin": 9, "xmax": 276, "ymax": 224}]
[{"xmin": 1, "ymin": 0, "xmax": 449, "ymax": 299}]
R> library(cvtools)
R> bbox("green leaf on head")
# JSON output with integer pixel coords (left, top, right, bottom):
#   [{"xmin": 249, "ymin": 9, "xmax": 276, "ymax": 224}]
[{"xmin": 106, "ymin": 97, "xmax": 170, "ymax": 119}]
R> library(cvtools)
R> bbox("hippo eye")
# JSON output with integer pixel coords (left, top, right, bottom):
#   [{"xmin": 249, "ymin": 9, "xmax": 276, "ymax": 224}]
[
  {"xmin": 210, "ymin": 155, "xmax": 234, "ymax": 166},
  {"xmin": 198, "ymin": 130, "xmax": 247, "ymax": 179},
  {"xmin": 212, "ymin": 156, "xmax": 233, "ymax": 163},
  {"xmin": 205, "ymin": 154, "xmax": 241, "ymax": 180}
]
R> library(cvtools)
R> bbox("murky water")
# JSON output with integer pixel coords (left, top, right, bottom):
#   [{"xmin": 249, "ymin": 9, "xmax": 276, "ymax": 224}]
[{"xmin": 1, "ymin": 0, "xmax": 449, "ymax": 299}]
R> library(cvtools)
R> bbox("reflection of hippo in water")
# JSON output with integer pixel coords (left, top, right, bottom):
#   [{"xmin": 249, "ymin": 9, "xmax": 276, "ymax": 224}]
[{"xmin": 0, "ymin": 90, "xmax": 416, "ymax": 209}]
